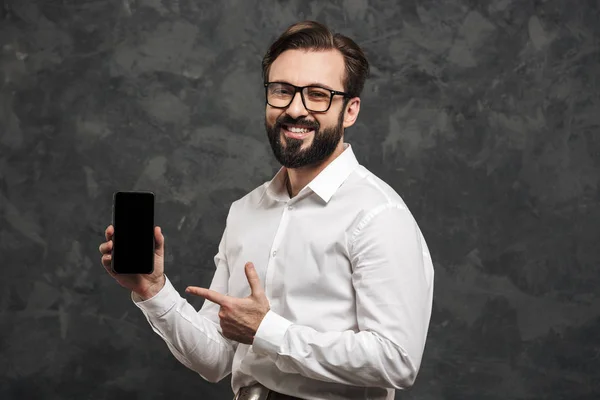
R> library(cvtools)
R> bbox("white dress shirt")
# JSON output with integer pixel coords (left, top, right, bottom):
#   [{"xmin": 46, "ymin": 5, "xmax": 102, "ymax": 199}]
[{"xmin": 132, "ymin": 143, "xmax": 434, "ymax": 400}]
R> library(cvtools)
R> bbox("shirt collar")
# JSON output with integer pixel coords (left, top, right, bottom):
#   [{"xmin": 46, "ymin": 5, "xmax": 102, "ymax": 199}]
[
  {"xmin": 265, "ymin": 143, "xmax": 359, "ymax": 204},
  {"xmin": 265, "ymin": 166, "xmax": 289, "ymax": 202}
]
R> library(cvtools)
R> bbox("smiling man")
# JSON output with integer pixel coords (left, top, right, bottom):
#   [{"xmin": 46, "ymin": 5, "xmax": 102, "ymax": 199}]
[{"xmin": 99, "ymin": 21, "xmax": 434, "ymax": 400}]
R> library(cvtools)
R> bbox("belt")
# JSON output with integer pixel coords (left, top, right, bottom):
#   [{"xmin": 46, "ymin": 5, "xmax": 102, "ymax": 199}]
[{"xmin": 233, "ymin": 382, "xmax": 303, "ymax": 400}]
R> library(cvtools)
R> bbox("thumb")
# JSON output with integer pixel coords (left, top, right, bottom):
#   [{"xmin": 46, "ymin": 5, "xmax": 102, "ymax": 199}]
[
  {"xmin": 154, "ymin": 226, "xmax": 164, "ymax": 256},
  {"xmin": 244, "ymin": 262, "xmax": 264, "ymax": 296}
]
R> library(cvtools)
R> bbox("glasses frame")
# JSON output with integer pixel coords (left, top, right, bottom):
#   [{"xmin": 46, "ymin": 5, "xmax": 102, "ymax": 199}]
[{"xmin": 264, "ymin": 82, "xmax": 349, "ymax": 113}]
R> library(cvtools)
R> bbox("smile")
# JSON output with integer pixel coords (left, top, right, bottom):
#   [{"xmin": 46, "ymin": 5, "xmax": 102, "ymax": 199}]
[{"xmin": 282, "ymin": 124, "xmax": 315, "ymax": 139}]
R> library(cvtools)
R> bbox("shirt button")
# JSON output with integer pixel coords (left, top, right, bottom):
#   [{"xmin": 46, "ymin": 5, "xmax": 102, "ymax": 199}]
[
  {"xmin": 272, "ymin": 250, "xmax": 277, "ymax": 257},
  {"xmin": 288, "ymin": 205, "xmax": 293, "ymax": 210}
]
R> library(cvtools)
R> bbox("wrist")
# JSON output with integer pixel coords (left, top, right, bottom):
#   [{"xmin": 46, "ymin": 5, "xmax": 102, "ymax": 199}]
[{"xmin": 136, "ymin": 274, "xmax": 166, "ymax": 300}]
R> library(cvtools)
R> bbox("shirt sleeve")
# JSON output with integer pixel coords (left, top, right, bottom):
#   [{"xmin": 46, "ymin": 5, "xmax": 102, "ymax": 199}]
[
  {"xmin": 132, "ymin": 225, "xmax": 238, "ymax": 383},
  {"xmin": 252, "ymin": 203, "xmax": 434, "ymax": 389}
]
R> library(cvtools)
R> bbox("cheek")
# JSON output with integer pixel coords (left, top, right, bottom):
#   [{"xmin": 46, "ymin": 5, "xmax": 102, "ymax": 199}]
[
  {"xmin": 315, "ymin": 115, "xmax": 334, "ymax": 131},
  {"xmin": 266, "ymin": 108, "xmax": 280, "ymax": 126}
]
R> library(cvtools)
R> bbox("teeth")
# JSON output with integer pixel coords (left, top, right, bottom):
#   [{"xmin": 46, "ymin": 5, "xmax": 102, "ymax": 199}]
[{"xmin": 288, "ymin": 126, "xmax": 311, "ymax": 133}]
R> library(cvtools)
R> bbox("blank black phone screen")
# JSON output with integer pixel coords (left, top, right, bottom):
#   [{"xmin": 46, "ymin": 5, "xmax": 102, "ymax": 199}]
[{"xmin": 111, "ymin": 191, "xmax": 155, "ymax": 274}]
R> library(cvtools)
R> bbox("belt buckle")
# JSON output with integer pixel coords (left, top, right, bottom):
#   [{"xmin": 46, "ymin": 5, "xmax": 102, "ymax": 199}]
[{"xmin": 234, "ymin": 383, "xmax": 271, "ymax": 400}]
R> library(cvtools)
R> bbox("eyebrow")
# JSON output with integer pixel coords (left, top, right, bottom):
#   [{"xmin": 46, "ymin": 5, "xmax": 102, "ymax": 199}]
[{"xmin": 270, "ymin": 80, "xmax": 339, "ymax": 92}]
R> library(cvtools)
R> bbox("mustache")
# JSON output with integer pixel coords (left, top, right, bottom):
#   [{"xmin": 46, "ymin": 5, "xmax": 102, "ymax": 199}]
[{"xmin": 275, "ymin": 115, "xmax": 319, "ymax": 130}]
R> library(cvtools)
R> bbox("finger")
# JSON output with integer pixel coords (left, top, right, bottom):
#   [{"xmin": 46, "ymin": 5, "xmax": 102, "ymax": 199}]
[
  {"xmin": 99, "ymin": 240, "xmax": 112, "ymax": 254},
  {"xmin": 244, "ymin": 262, "xmax": 264, "ymax": 296},
  {"xmin": 101, "ymin": 252, "xmax": 111, "ymax": 266},
  {"xmin": 185, "ymin": 286, "xmax": 227, "ymax": 306},
  {"xmin": 101, "ymin": 254, "xmax": 116, "ymax": 277},
  {"xmin": 154, "ymin": 226, "xmax": 164, "ymax": 256},
  {"xmin": 105, "ymin": 225, "xmax": 114, "ymax": 241}
]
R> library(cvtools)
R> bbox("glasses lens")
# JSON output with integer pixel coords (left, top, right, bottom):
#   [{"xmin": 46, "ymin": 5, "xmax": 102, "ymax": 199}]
[
  {"xmin": 302, "ymin": 86, "xmax": 331, "ymax": 112},
  {"xmin": 267, "ymin": 83, "xmax": 295, "ymax": 108}
]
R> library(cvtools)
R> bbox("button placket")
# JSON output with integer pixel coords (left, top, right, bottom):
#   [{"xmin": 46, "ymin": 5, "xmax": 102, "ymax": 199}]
[{"xmin": 264, "ymin": 205, "xmax": 291, "ymax": 300}]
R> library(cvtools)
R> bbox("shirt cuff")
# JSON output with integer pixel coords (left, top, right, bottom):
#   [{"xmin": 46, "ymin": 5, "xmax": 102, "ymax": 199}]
[
  {"xmin": 130, "ymin": 275, "xmax": 179, "ymax": 318},
  {"xmin": 252, "ymin": 310, "xmax": 293, "ymax": 357}
]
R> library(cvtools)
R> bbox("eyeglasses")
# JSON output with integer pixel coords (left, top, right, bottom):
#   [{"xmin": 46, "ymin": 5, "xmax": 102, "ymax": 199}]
[{"xmin": 264, "ymin": 82, "xmax": 349, "ymax": 112}]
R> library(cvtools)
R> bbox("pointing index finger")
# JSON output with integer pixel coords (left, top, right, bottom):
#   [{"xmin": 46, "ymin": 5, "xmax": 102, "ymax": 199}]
[{"xmin": 185, "ymin": 286, "xmax": 227, "ymax": 306}]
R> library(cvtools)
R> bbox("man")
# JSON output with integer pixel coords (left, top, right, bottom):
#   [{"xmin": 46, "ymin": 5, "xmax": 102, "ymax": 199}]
[{"xmin": 99, "ymin": 21, "xmax": 434, "ymax": 400}]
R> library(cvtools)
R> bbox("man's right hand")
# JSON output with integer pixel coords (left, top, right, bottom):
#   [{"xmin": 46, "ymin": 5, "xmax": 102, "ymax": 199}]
[{"xmin": 99, "ymin": 224, "xmax": 166, "ymax": 300}]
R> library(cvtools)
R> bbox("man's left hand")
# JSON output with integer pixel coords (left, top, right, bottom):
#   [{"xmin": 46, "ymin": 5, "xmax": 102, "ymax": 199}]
[{"xmin": 185, "ymin": 262, "xmax": 270, "ymax": 344}]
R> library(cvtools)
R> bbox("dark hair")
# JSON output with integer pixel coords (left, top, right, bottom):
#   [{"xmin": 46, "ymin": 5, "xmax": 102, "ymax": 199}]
[{"xmin": 262, "ymin": 21, "xmax": 369, "ymax": 99}]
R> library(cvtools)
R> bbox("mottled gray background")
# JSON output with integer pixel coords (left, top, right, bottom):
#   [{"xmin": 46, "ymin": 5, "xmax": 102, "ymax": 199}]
[{"xmin": 1, "ymin": 0, "xmax": 599, "ymax": 399}]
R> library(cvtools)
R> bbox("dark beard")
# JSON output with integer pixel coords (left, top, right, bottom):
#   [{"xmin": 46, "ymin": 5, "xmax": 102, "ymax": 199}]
[{"xmin": 265, "ymin": 110, "xmax": 344, "ymax": 169}]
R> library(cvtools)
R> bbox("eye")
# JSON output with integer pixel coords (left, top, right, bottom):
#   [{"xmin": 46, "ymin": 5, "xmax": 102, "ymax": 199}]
[
  {"xmin": 306, "ymin": 88, "xmax": 329, "ymax": 99},
  {"xmin": 270, "ymin": 84, "xmax": 293, "ymax": 96}
]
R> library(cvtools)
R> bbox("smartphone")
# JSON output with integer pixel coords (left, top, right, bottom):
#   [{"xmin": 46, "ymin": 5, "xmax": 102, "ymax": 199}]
[{"xmin": 111, "ymin": 191, "xmax": 155, "ymax": 274}]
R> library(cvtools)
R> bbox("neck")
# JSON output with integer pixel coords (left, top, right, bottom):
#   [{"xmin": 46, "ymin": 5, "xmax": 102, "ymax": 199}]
[{"xmin": 285, "ymin": 141, "xmax": 345, "ymax": 198}]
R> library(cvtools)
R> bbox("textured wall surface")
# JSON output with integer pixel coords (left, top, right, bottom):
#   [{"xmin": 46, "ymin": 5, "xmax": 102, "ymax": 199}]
[{"xmin": 1, "ymin": 0, "xmax": 599, "ymax": 399}]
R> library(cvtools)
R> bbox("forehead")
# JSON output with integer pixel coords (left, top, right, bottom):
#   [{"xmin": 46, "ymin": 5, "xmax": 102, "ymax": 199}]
[{"xmin": 268, "ymin": 49, "xmax": 345, "ymax": 90}]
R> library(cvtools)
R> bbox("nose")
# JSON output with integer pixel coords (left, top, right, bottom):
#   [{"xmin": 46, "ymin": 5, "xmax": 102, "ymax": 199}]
[{"xmin": 285, "ymin": 91, "xmax": 309, "ymax": 119}]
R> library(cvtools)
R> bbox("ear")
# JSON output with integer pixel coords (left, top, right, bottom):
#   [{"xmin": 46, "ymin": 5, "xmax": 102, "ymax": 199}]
[{"xmin": 342, "ymin": 97, "xmax": 361, "ymax": 129}]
